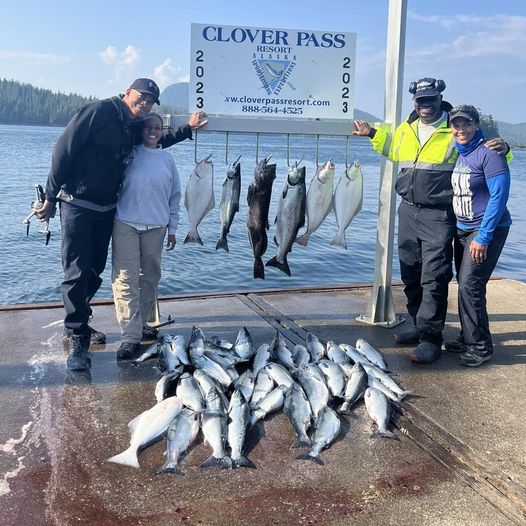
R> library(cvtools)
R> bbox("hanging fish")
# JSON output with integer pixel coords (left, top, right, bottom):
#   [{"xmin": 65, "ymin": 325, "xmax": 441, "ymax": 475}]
[
  {"xmin": 331, "ymin": 160, "xmax": 363, "ymax": 250},
  {"xmin": 266, "ymin": 161, "xmax": 306, "ymax": 277},
  {"xmin": 296, "ymin": 160, "xmax": 335, "ymax": 246},
  {"xmin": 247, "ymin": 157, "xmax": 276, "ymax": 279},
  {"xmin": 216, "ymin": 156, "xmax": 241, "ymax": 252},
  {"xmin": 184, "ymin": 155, "xmax": 215, "ymax": 245}
]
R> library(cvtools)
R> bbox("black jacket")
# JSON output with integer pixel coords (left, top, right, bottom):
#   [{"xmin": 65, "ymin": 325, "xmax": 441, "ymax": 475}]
[{"xmin": 46, "ymin": 96, "xmax": 192, "ymax": 206}]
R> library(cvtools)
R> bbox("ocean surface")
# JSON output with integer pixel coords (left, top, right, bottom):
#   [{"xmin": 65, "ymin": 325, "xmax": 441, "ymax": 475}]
[{"xmin": 1, "ymin": 123, "xmax": 524, "ymax": 306}]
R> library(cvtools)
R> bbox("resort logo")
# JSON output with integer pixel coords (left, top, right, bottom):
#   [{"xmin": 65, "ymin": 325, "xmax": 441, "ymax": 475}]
[{"xmin": 251, "ymin": 59, "xmax": 296, "ymax": 95}]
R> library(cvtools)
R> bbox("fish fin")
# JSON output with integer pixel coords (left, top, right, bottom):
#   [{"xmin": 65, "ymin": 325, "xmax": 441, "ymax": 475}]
[
  {"xmin": 295, "ymin": 232, "xmax": 310, "ymax": 247},
  {"xmin": 330, "ymin": 231, "xmax": 347, "ymax": 250},
  {"xmin": 291, "ymin": 437, "xmax": 311, "ymax": 449},
  {"xmin": 253, "ymin": 258, "xmax": 265, "ymax": 279},
  {"xmin": 154, "ymin": 464, "xmax": 185, "ymax": 476},
  {"xmin": 247, "ymin": 185, "xmax": 254, "ymax": 205},
  {"xmin": 201, "ymin": 455, "xmax": 232, "ymax": 469},
  {"xmin": 266, "ymin": 256, "xmax": 291, "ymax": 277},
  {"xmin": 215, "ymin": 236, "xmax": 229, "ymax": 252},
  {"xmin": 398, "ymin": 390, "xmax": 416, "ymax": 402},
  {"xmin": 295, "ymin": 453, "xmax": 324, "ymax": 465},
  {"xmin": 232, "ymin": 456, "xmax": 256, "ymax": 469},
  {"xmin": 106, "ymin": 447, "xmax": 140, "ymax": 469},
  {"xmin": 184, "ymin": 230, "xmax": 203, "ymax": 245}
]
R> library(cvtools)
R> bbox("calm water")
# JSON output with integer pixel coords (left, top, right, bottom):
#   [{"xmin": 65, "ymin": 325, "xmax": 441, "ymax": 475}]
[{"xmin": 1, "ymin": 123, "xmax": 524, "ymax": 306}]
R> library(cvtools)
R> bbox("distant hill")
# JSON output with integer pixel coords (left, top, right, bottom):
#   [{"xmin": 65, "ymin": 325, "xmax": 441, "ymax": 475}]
[
  {"xmin": 160, "ymin": 82, "xmax": 382, "ymax": 121},
  {"xmin": 496, "ymin": 121, "xmax": 526, "ymax": 148},
  {"xmin": 160, "ymin": 83, "xmax": 189, "ymax": 114}
]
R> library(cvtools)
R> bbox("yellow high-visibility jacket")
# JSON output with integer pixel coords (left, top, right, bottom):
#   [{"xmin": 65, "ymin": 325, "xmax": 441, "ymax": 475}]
[{"xmin": 370, "ymin": 109, "xmax": 457, "ymax": 207}]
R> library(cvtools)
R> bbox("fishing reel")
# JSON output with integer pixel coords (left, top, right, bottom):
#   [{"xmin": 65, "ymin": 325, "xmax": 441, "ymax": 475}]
[{"xmin": 22, "ymin": 184, "xmax": 53, "ymax": 245}]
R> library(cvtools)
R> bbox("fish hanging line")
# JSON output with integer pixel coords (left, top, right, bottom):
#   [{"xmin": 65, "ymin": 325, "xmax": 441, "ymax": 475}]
[{"xmin": 193, "ymin": 129, "xmax": 354, "ymax": 167}]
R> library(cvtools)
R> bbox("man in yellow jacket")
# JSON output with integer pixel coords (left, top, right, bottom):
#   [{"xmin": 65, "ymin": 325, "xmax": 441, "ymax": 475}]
[{"xmin": 353, "ymin": 78, "xmax": 508, "ymax": 364}]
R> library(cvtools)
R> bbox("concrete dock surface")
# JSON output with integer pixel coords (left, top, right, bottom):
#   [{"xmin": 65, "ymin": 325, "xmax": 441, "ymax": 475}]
[{"xmin": 0, "ymin": 279, "xmax": 525, "ymax": 526}]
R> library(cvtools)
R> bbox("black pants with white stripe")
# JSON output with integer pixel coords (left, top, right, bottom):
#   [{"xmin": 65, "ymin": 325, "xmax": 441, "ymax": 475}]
[{"xmin": 398, "ymin": 200, "xmax": 456, "ymax": 344}]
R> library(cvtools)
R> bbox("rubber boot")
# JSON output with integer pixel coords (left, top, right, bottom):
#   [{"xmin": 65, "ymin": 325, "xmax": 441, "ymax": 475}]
[{"xmin": 66, "ymin": 334, "xmax": 91, "ymax": 371}]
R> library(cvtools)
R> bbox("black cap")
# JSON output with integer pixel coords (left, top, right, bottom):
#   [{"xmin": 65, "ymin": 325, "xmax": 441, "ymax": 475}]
[
  {"xmin": 450, "ymin": 104, "xmax": 480, "ymax": 123},
  {"xmin": 412, "ymin": 78, "xmax": 442, "ymax": 99},
  {"xmin": 129, "ymin": 78, "xmax": 160, "ymax": 104}
]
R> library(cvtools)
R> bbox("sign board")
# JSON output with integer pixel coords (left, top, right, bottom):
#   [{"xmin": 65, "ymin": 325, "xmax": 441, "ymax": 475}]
[{"xmin": 190, "ymin": 23, "xmax": 356, "ymax": 123}]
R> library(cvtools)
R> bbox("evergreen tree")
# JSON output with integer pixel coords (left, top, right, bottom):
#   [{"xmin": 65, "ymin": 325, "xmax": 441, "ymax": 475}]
[{"xmin": 0, "ymin": 78, "xmax": 96, "ymax": 126}]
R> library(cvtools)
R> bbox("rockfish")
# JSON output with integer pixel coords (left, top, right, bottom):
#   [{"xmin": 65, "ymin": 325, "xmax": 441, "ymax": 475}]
[{"xmin": 247, "ymin": 157, "xmax": 276, "ymax": 279}]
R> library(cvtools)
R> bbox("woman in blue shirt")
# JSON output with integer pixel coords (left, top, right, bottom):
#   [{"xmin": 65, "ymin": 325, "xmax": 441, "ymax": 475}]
[{"xmin": 446, "ymin": 105, "xmax": 512, "ymax": 366}]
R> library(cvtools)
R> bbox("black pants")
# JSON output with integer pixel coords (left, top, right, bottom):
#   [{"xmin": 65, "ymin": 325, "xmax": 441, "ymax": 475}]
[
  {"xmin": 60, "ymin": 201, "xmax": 115, "ymax": 335},
  {"xmin": 398, "ymin": 201, "xmax": 456, "ymax": 344},
  {"xmin": 455, "ymin": 227, "xmax": 509, "ymax": 352}
]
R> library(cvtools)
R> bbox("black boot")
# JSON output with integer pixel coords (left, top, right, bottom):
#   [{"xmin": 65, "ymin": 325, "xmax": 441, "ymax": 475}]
[
  {"xmin": 66, "ymin": 334, "xmax": 91, "ymax": 371},
  {"xmin": 88, "ymin": 325, "xmax": 106, "ymax": 344}
]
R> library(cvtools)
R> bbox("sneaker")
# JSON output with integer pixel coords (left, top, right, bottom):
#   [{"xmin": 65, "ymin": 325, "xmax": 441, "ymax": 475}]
[
  {"xmin": 394, "ymin": 327, "xmax": 419, "ymax": 345},
  {"xmin": 444, "ymin": 338, "xmax": 466, "ymax": 353},
  {"xmin": 460, "ymin": 347, "xmax": 492, "ymax": 367},
  {"xmin": 66, "ymin": 334, "xmax": 91, "ymax": 371},
  {"xmin": 117, "ymin": 342, "xmax": 141, "ymax": 360},
  {"xmin": 410, "ymin": 341, "xmax": 441, "ymax": 364},
  {"xmin": 142, "ymin": 326, "xmax": 159, "ymax": 341},
  {"xmin": 88, "ymin": 325, "xmax": 106, "ymax": 344}
]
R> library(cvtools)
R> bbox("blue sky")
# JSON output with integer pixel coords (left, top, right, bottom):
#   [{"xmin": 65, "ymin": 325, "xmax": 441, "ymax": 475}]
[{"xmin": 1, "ymin": 0, "xmax": 524, "ymax": 123}]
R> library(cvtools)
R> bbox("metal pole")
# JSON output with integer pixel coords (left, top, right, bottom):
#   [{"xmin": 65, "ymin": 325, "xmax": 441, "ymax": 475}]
[{"xmin": 357, "ymin": 0, "xmax": 407, "ymax": 327}]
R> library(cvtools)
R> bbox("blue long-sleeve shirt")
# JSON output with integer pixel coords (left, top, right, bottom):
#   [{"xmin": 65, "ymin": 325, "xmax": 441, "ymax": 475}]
[{"xmin": 451, "ymin": 143, "xmax": 512, "ymax": 244}]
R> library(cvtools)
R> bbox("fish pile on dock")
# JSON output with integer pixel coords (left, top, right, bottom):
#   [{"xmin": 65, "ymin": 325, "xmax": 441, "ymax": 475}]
[
  {"xmin": 183, "ymin": 155, "xmax": 364, "ymax": 278},
  {"xmin": 106, "ymin": 327, "xmax": 413, "ymax": 474}
]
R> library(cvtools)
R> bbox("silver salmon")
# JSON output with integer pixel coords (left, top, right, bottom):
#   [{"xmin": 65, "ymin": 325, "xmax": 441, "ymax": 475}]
[
  {"xmin": 266, "ymin": 163, "xmax": 306, "ymax": 276},
  {"xmin": 216, "ymin": 157, "xmax": 241, "ymax": 252}
]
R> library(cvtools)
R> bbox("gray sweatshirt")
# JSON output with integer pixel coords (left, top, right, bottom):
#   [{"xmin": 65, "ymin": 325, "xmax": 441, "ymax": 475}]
[{"xmin": 116, "ymin": 144, "xmax": 181, "ymax": 235}]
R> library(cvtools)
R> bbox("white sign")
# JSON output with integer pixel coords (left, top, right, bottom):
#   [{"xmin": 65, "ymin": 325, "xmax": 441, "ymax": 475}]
[{"xmin": 190, "ymin": 23, "xmax": 356, "ymax": 121}]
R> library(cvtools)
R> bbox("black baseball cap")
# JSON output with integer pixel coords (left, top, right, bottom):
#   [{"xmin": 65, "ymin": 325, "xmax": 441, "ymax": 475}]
[
  {"xmin": 129, "ymin": 78, "xmax": 160, "ymax": 104},
  {"xmin": 450, "ymin": 104, "xmax": 480, "ymax": 123},
  {"xmin": 413, "ymin": 78, "xmax": 441, "ymax": 99}
]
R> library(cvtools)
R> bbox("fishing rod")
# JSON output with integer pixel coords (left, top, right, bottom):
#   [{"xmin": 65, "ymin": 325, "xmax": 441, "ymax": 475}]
[{"xmin": 22, "ymin": 184, "xmax": 53, "ymax": 245}]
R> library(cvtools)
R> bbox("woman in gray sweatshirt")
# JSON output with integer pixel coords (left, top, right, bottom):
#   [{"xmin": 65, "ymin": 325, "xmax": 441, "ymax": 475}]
[{"xmin": 111, "ymin": 113, "xmax": 181, "ymax": 359}]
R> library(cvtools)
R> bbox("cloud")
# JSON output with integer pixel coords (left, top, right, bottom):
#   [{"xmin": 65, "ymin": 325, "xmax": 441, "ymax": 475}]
[
  {"xmin": 99, "ymin": 45, "xmax": 141, "ymax": 85},
  {"xmin": 408, "ymin": 13, "xmax": 526, "ymax": 60},
  {"xmin": 153, "ymin": 59, "xmax": 180, "ymax": 89},
  {"xmin": 0, "ymin": 51, "xmax": 70, "ymax": 65}
]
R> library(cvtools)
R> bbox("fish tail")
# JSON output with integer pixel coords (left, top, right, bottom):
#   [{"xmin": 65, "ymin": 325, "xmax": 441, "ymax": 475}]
[
  {"xmin": 184, "ymin": 229, "xmax": 203, "ymax": 245},
  {"xmin": 398, "ymin": 390, "xmax": 416, "ymax": 402},
  {"xmin": 330, "ymin": 231, "xmax": 347, "ymax": 250},
  {"xmin": 232, "ymin": 455, "xmax": 256, "ymax": 469},
  {"xmin": 106, "ymin": 447, "xmax": 140, "ymax": 469},
  {"xmin": 291, "ymin": 436, "xmax": 312, "ymax": 449},
  {"xmin": 295, "ymin": 232, "xmax": 310, "ymax": 247},
  {"xmin": 338, "ymin": 402, "xmax": 351, "ymax": 415},
  {"xmin": 200, "ymin": 455, "xmax": 232, "ymax": 469},
  {"xmin": 295, "ymin": 453, "xmax": 324, "ymax": 465},
  {"xmin": 253, "ymin": 257, "xmax": 265, "ymax": 279},
  {"xmin": 154, "ymin": 463, "xmax": 185, "ymax": 476},
  {"xmin": 266, "ymin": 256, "xmax": 291, "ymax": 276},
  {"xmin": 215, "ymin": 235, "xmax": 229, "ymax": 252}
]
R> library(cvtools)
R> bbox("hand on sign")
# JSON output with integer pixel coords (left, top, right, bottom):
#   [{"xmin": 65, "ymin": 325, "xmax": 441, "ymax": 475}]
[{"xmin": 188, "ymin": 111, "xmax": 208, "ymax": 130}]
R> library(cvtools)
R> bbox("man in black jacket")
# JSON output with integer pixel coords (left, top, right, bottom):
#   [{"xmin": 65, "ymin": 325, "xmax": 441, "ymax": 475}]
[{"xmin": 37, "ymin": 78, "xmax": 207, "ymax": 371}]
